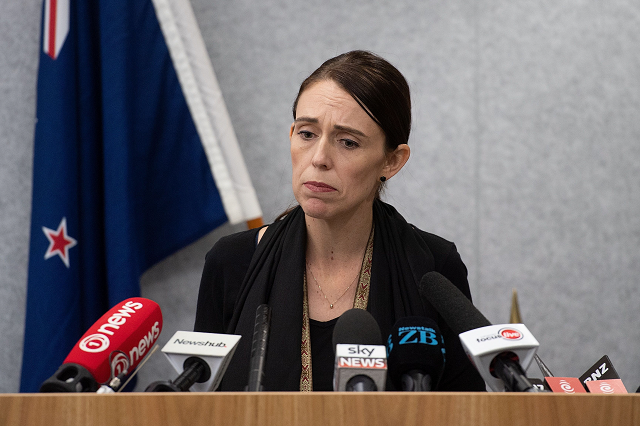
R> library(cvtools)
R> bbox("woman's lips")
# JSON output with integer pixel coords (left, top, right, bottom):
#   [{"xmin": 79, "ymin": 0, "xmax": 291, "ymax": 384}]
[{"xmin": 304, "ymin": 181, "xmax": 337, "ymax": 192}]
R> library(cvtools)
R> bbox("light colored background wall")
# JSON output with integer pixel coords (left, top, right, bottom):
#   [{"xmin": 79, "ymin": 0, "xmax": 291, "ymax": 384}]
[{"xmin": 2, "ymin": 0, "xmax": 639, "ymax": 393}]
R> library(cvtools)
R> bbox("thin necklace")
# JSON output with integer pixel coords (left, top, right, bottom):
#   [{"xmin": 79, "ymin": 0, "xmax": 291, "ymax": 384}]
[{"xmin": 306, "ymin": 263, "xmax": 359, "ymax": 309}]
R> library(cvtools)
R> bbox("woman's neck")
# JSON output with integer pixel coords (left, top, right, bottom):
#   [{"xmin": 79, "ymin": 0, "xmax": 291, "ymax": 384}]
[
  {"xmin": 304, "ymin": 206, "xmax": 373, "ymax": 268},
  {"xmin": 304, "ymin": 203, "xmax": 375, "ymax": 321}
]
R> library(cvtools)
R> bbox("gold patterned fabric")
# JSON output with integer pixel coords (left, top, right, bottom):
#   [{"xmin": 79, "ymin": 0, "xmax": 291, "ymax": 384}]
[
  {"xmin": 299, "ymin": 225, "xmax": 375, "ymax": 391},
  {"xmin": 300, "ymin": 276, "xmax": 312, "ymax": 391}
]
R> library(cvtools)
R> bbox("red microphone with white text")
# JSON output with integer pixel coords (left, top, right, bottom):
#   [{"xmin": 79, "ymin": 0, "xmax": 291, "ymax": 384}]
[{"xmin": 39, "ymin": 297, "xmax": 162, "ymax": 392}]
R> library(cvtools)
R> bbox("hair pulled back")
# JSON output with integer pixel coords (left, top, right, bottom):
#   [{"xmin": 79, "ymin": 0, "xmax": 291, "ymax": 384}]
[{"xmin": 292, "ymin": 50, "xmax": 411, "ymax": 152}]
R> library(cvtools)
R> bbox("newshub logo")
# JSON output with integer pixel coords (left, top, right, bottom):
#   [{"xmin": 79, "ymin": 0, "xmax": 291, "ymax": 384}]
[{"xmin": 173, "ymin": 338, "xmax": 227, "ymax": 348}]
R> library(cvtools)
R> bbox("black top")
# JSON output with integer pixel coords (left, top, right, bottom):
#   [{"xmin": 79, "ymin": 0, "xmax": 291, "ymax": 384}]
[
  {"xmin": 309, "ymin": 318, "xmax": 338, "ymax": 391},
  {"xmin": 195, "ymin": 201, "xmax": 486, "ymax": 391}
]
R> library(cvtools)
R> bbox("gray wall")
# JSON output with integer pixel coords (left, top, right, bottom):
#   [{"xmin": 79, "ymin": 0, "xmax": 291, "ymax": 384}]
[{"xmin": 2, "ymin": 0, "xmax": 639, "ymax": 392}]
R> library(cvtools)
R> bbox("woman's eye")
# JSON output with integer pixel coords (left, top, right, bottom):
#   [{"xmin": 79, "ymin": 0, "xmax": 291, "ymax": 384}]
[
  {"xmin": 341, "ymin": 139, "xmax": 359, "ymax": 149},
  {"xmin": 298, "ymin": 130, "xmax": 314, "ymax": 139}
]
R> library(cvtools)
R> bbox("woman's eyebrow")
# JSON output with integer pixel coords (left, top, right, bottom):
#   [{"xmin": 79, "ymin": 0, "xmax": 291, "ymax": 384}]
[
  {"xmin": 294, "ymin": 117, "xmax": 367, "ymax": 137},
  {"xmin": 294, "ymin": 116, "xmax": 318, "ymax": 123},
  {"xmin": 333, "ymin": 124, "xmax": 366, "ymax": 137}
]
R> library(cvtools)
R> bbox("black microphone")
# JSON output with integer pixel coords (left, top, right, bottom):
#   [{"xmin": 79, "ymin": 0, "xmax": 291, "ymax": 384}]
[
  {"xmin": 246, "ymin": 304, "xmax": 271, "ymax": 391},
  {"xmin": 419, "ymin": 272, "xmax": 540, "ymax": 392},
  {"xmin": 418, "ymin": 272, "xmax": 491, "ymax": 333},
  {"xmin": 333, "ymin": 309, "xmax": 387, "ymax": 391},
  {"xmin": 145, "ymin": 356, "xmax": 211, "ymax": 392},
  {"xmin": 579, "ymin": 355, "xmax": 628, "ymax": 393},
  {"xmin": 332, "ymin": 308, "xmax": 383, "ymax": 348},
  {"xmin": 386, "ymin": 316, "xmax": 445, "ymax": 391}
]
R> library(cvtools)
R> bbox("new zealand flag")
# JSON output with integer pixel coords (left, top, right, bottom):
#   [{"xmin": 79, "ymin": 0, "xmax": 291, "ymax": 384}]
[{"xmin": 21, "ymin": 0, "xmax": 261, "ymax": 392}]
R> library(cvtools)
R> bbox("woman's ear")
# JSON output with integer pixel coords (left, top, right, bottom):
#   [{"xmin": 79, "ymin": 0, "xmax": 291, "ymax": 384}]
[
  {"xmin": 289, "ymin": 123, "xmax": 295, "ymax": 139},
  {"xmin": 383, "ymin": 144, "xmax": 411, "ymax": 179}
]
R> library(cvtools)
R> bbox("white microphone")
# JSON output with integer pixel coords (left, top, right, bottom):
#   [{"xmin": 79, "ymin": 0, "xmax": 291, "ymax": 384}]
[
  {"xmin": 458, "ymin": 324, "xmax": 539, "ymax": 392},
  {"xmin": 146, "ymin": 331, "xmax": 241, "ymax": 392},
  {"xmin": 419, "ymin": 272, "xmax": 541, "ymax": 392}
]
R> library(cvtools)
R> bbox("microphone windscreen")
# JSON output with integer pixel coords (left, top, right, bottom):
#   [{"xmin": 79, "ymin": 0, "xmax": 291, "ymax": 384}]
[
  {"xmin": 386, "ymin": 316, "xmax": 445, "ymax": 389},
  {"xmin": 332, "ymin": 309, "xmax": 382, "ymax": 349},
  {"xmin": 419, "ymin": 271, "xmax": 491, "ymax": 334},
  {"xmin": 63, "ymin": 297, "xmax": 163, "ymax": 383}
]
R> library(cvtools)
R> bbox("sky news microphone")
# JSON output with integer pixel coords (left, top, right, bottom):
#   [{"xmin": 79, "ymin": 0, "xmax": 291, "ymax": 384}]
[
  {"xmin": 419, "ymin": 272, "xmax": 541, "ymax": 392},
  {"xmin": 333, "ymin": 309, "xmax": 387, "ymax": 391},
  {"xmin": 40, "ymin": 297, "xmax": 162, "ymax": 392},
  {"xmin": 386, "ymin": 316, "xmax": 445, "ymax": 391}
]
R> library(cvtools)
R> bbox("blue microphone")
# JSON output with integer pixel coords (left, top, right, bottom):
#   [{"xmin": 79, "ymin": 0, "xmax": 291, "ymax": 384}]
[{"xmin": 386, "ymin": 316, "xmax": 445, "ymax": 391}]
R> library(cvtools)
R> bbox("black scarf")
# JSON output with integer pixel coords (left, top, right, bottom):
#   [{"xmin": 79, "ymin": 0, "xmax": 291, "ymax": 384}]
[{"xmin": 221, "ymin": 200, "xmax": 437, "ymax": 391}]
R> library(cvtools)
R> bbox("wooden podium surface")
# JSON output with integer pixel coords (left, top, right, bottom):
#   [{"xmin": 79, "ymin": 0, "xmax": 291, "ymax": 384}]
[{"xmin": 1, "ymin": 392, "xmax": 639, "ymax": 426}]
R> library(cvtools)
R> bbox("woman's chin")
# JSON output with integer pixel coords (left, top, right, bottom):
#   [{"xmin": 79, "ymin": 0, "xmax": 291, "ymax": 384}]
[{"xmin": 300, "ymin": 199, "xmax": 334, "ymax": 220}]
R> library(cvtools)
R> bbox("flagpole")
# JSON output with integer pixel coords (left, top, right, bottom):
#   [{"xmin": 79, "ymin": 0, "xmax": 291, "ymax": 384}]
[{"xmin": 510, "ymin": 288, "xmax": 555, "ymax": 377}]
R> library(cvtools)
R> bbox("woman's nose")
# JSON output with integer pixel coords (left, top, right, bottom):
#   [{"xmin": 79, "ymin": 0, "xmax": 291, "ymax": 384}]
[{"xmin": 311, "ymin": 137, "xmax": 332, "ymax": 169}]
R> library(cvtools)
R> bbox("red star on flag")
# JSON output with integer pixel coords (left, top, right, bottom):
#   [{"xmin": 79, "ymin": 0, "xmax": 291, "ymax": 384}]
[{"xmin": 43, "ymin": 217, "xmax": 77, "ymax": 268}]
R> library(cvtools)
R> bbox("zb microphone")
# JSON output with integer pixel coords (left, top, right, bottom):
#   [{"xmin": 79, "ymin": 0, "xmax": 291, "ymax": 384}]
[
  {"xmin": 386, "ymin": 316, "xmax": 446, "ymax": 391},
  {"xmin": 40, "ymin": 297, "xmax": 163, "ymax": 392}
]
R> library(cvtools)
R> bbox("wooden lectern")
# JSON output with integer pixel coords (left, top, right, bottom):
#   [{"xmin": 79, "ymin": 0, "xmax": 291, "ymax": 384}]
[{"xmin": 1, "ymin": 392, "xmax": 639, "ymax": 425}]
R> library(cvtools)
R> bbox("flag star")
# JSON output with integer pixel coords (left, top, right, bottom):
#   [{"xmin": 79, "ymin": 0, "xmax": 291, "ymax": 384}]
[{"xmin": 43, "ymin": 217, "xmax": 77, "ymax": 268}]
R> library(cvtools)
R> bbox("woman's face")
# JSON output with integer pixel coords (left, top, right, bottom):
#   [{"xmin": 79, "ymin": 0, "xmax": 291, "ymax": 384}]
[{"xmin": 290, "ymin": 79, "xmax": 393, "ymax": 222}]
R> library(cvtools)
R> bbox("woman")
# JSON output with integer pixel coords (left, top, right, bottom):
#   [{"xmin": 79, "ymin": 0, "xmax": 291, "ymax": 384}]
[{"xmin": 195, "ymin": 50, "xmax": 485, "ymax": 391}]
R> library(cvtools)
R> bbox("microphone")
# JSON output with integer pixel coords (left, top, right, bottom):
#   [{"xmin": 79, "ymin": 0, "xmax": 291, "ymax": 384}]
[
  {"xmin": 40, "ymin": 297, "xmax": 163, "ymax": 392},
  {"xmin": 585, "ymin": 379, "xmax": 628, "ymax": 394},
  {"xmin": 579, "ymin": 355, "xmax": 628, "ymax": 393},
  {"xmin": 545, "ymin": 377, "xmax": 587, "ymax": 393},
  {"xmin": 542, "ymin": 355, "xmax": 624, "ymax": 394},
  {"xmin": 145, "ymin": 331, "xmax": 241, "ymax": 392},
  {"xmin": 419, "ymin": 272, "xmax": 540, "ymax": 392},
  {"xmin": 246, "ymin": 304, "xmax": 271, "ymax": 391},
  {"xmin": 527, "ymin": 378, "xmax": 550, "ymax": 392},
  {"xmin": 578, "ymin": 355, "xmax": 621, "ymax": 388},
  {"xmin": 333, "ymin": 309, "xmax": 387, "ymax": 391},
  {"xmin": 386, "ymin": 316, "xmax": 445, "ymax": 391}
]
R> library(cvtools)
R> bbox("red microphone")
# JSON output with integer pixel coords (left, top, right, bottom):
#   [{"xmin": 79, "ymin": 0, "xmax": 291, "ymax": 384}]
[{"xmin": 40, "ymin": 297, "xmax": 162, "ymax": 392}]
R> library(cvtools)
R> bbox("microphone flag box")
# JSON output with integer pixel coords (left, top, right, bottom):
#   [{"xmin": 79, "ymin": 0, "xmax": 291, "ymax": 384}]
[
  {"xmin": 334, "ymin": 344, "xmax": 387, "ymax": 392},
  {"xmin": 545, "ymin": 377, "xmax": 587, "ymax": 394},
  {"xmin": 586, "ymin": 379, "xmax": 628, "ymax": 394},
  {"xmin": 528, "ymin": 378, "xmax": 550, "ymax": 392},
  {"xmin": 459, "ymin": 324, "xmax": 539, "ymax": 392},
  {"xmin": 579, "ymin": 355, "xmax": 621, "ymax": 390},
  {"xmin": 161, "ymin": 331, "xmax": 241, "ymax": 391}
]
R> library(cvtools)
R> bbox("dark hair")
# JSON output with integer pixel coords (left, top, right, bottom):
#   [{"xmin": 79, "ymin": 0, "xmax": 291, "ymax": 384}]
[{"xmin": 292, "ymin": 50, "xmax": 411, "ymax": 152}]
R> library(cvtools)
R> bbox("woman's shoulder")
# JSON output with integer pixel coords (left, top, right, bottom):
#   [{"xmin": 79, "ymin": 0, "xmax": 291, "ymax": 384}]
[
  {"xmin": 196, "ymin": 226, "xmax": 265, "ymax": 333},
  {"xmin": 410, "ymin": 224, "xmax": 471, "ymax": 298},
  {"xmin": 410, "ymin": 225, "xmax": 457, "ymax": 260},
  {"xmin": 378, "ymin": 201, "xmax": 460, "ymax": 266},
  {"xmin": 205, "ymin": 226, "xmax": 263, "ymax": 263}
]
